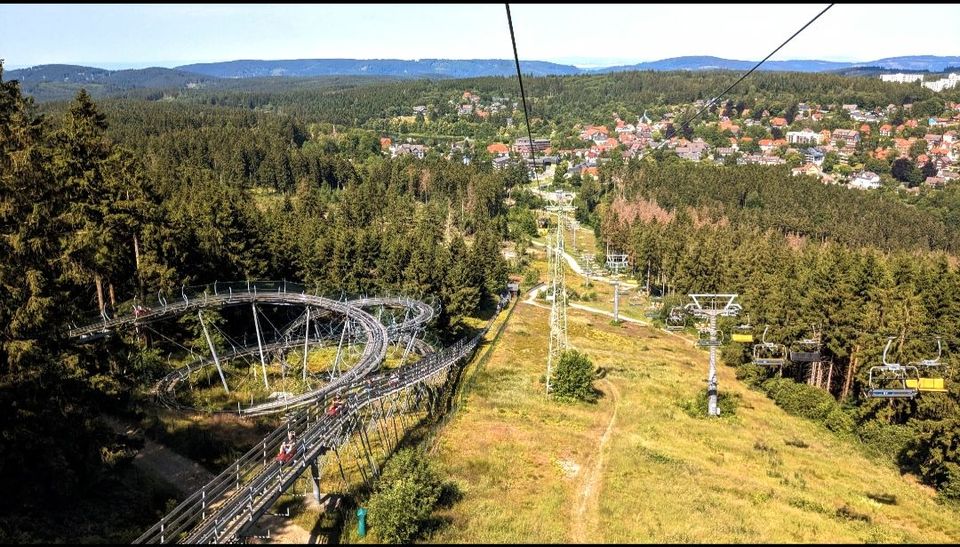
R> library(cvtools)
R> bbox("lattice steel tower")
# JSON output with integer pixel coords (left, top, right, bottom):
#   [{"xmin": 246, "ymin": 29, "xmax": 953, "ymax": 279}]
[{"xmin": 545, "ymin": 203, "xmax": 574, "ymax": 394}]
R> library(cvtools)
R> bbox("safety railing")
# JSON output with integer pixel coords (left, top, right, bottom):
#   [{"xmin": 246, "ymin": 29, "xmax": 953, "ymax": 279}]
[{"xmin": 135, "ymin": 317, "xmax": 492, "ymax": 543}]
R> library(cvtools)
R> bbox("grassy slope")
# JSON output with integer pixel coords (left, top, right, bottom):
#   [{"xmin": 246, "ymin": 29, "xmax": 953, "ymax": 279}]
[{"xmin": 425, "ymin": 294, "xmax": 960, "ymax": 542}]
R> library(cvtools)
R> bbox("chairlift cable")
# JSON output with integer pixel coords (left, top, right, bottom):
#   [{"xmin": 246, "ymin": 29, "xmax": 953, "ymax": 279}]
[
  {"xmin": 505, "ymin": 3, "xmax": 539, "ymax": 182},
  {"xmin": 649, "ymin": 4, "xmax": 834, "ymax": 150}
]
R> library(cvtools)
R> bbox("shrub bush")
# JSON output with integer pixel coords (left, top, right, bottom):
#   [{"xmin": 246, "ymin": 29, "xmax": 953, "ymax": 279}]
[
  {"xmin": 735, "ymin": 362, "xmax": 770, "ymax": 388},
  {"xmin": 759, "ymin": 377, "xmax": 855, "ymax": 434},
  {"xmin": 680, "ymin": 389, "xmax": 741, "ymax": 418},
  {"xmin": 367, "ymin": 448, "xmax": 443, "ymax": 544},
  {"xmin": 551, "ymin": 350, "xmax": 597, "ymax": 402},
  {"xmin": 857, "ymin": 421, "xmax": 914, "ymax": 461}
]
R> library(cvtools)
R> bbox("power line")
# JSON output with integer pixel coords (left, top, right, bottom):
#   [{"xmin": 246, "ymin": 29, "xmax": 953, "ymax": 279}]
[
  {"xmin": 658, "ymin": 3, "xmax": 834, "ymax": 145},
  {"xmin": 505, "ymin": 3, "xmax": 538, "ymax": 182}
]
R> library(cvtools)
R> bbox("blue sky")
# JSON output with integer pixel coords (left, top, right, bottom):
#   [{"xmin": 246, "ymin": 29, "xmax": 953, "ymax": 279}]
[{"xmin": 2, "ymin": 4, "xmax": 959, "ymax": 70}]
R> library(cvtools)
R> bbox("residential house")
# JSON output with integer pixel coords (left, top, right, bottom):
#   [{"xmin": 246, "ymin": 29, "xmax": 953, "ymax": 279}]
[
  {"xmin": 676, "ymin": 140, "xmax": 709, "ymax": 162},
  {"xmin": 924, "ymin": 134, "xmax": 943, "ymax": 148},
  {"xmin": 740, "ymin": 154, "xmax": 785, "ymax": 166},
  {"xmin": 850, "ymin": 171, "xmax": 881, "ymax": 190},
  {"xmin": 595, "ymin": 138, "xmax": 619, "ymax": 153},
  {"xmin": 803, "ymin": 147, "xmax": 826, "ymax": 166},
  {"xmin": 879, "ymin": 124, "xmax": 893, "ymax": 137},
  {"xmin": 486, "ymin": 142, "xmax": 510, "ymax": 157},
  {"xmin": 580, "ymin": 125, "xmax": 609, "ymax": 142},
  {"xmin": 512, "ymin": 137, "xmax": 551, "ymax": 155},
  {"xmin": 792, "ymin": 163, "xmax": 822, "ymax": 177},
  {"xmin": 941, "ymin": 170, "xmax": 960, "ymax": 183},
  {"xmin": 894, "ymin": 137, "xmax": 915, "ymax": 157},
  {"xmin": 770, "ymin": 117, "xmax": 788, "ymax": 128},
  {"xmin": 379, "ymin": 137, "xmax": 392, "ymax": 150},
  {"xmin": 492, "ymin": 156, "xmax": 512, "ymax": 170},
  {"xmin": 787, "ymin": 129, "xmax": 821, "ymax": 145},
  {"xmin": 719, "ymin": 119, "xmax": 741, "ymax": 135},
  {"xmin": 831, "ymin": 129, "xmax": 860, "ymax": 147},
  {"xmin": 391, "ymin": 143, "xmax": 427, "ymax": 159}
]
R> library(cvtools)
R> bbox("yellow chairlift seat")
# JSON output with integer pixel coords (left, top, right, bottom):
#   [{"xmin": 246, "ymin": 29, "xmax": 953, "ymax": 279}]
[
  {"xmin": 732, "ymin": 320, "xmax": 754, "ymax": 343},
  {"xmin": 907, "ymin": 378, "xmax": 948, "ymax": 393}
]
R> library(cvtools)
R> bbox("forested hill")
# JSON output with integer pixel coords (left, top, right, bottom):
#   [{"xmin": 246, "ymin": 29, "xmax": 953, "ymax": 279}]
[
  {"xmin": 161, "ymin": 70, "xmax": 951, "ymax": 130},
  {"xmin": 6, "ymin": 64, "xmax": 219, "ymax": 102},
  {"xmin": 593, "ymin": 55, "xmax": 960, "ymax": 74},
  {"xmin": 608, "ymin": 161, "xmax": 960, "ymax": 254},
  {"xmin": 11, "ymin": 54, "xmax": 960, "ymax": 102}
]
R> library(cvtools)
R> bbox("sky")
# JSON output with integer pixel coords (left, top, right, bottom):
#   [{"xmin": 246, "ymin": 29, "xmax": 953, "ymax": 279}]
[{"xmin": 2, "ymin": 3, "xmax": 959, "ymax": 70}]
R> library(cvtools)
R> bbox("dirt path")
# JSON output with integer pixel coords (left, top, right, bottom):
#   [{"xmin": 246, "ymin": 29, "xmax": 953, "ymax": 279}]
[
  {"xmin": 572, "ymin": 378, "xmax": 620, "ymax": 542},
  {"xmin": 523, "ymin": 283, "xmax": 650, "ymax": 326},
  {"xmin": 102, "ymin": 416, "xmax": 215, "ymax": 495},
  {"xmin": 530, "ymin": 239, "xmax": 640, "ymax": 289},
  {"xmin": 246, "ymin": 513, "xmax": 315, "ymax": 544}
]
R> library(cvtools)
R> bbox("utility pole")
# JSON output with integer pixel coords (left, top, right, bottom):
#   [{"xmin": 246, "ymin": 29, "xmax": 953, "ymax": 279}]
[
  {"xmin": 684, "ymin": 294, "xmax": 741, "ymax": 416},
  {"xmin": 606, "ymin": 244, "xmax": 629, "ymax": 323},
  {"xmin": 545, "ymin": 201, "xmax": 574, "ymax": 394}
]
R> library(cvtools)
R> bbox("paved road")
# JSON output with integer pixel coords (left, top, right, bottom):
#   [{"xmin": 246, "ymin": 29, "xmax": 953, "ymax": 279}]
[{"xmin": 530, "ymin": 240, "xmax": 640, "ymax": 290}]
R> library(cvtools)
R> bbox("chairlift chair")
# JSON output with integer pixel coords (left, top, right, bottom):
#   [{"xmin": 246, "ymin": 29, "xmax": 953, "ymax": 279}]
[
  {"xmin": 752, "ymin": 326, "xmax": 787, "ymax": 366},
  {"xmin": 696, "ymin": 328, "xmax": 724, "ymax": 347},
  {"xmin": 731, "ymin": 318, "xmax": 754, "ymax": 343},
  {"xmin": 866, "ymin": 338, "xmax": 920, "ymax": 399},
  {"xmin": 907, "ymin": 337, "xmax": 948, "ymax": 393},
  {"xmin": 665, "ymin": 306, "xmax": 686, "ymax": 331},
  {"xmin": 644, "ymin": 298, "xmax": 663, "ymax": 318},
  {"xmin": 789, "ymin": 337, "xmax": 822, "ymax": 363}
]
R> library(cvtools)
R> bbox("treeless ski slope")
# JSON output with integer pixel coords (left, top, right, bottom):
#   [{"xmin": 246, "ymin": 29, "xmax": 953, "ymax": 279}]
[{"xmin": 426, "ymin": 301, "xmax": 960, "ymax": 543}]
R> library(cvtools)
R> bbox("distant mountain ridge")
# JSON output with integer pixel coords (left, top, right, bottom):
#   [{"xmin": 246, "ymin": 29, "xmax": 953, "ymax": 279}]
[
  {"xmin": 592, "ymin": 56, "xmax": 853, "ymax": 73},
  {"xmin": 175, "ymin": 58, "xmax": 581, "ymax": 79},
  {"xmin": 174, "ymin": 55, "xmax": 960, "ymax": 78},
  {"xmin": 7, "ymin": 55, "xmax": 960, "ymax": 102}
]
